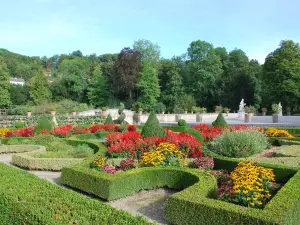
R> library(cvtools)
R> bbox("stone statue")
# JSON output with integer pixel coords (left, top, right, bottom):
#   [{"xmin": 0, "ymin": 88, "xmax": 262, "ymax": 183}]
[
  {"xmin": 278, "ymin": 102, "xmax": 283, "ymax": 116},
  {"xmin": 239, "ymin": 99, "xmax": 246, "ymax": 112}
]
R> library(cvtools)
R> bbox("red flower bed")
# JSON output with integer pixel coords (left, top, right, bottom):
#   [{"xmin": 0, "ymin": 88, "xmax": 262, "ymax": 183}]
[
  {"xmin": 127, "ymin": 125, "xmax": 137, "ymax": 132},
  {"xmin": 5, "ymin": 127, "xmax": 35, "ymax": 137},
  {"xmin": 192, "ymin": 124, "xmax": 262, "ymax": 141},
  {"xmin": 52, "ymin": 124, "xmax": 73, "ymax": 137},
  {"xmin": 106, "ymin": 130, "xmax": 202, "ymax": 158},
  {"xmin": 72, "ymin": 126, "xmax": 89, "ymax": 135},
  {"xmin": 89, "ymin": 124, "xmax": 119, "ymax": 133}
]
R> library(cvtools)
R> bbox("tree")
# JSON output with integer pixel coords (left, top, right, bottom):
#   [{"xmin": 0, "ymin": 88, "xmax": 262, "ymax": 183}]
[
  {"xmin": 133, "ymin": 39, "xmax": 160, "ymax": 65},
  {"xmin": 57, "ymin": 58, "xmax": 90, "ymax": 102},
  {"xmin": 87, "ymin": 65, "xmax": 109, "ymax": 107},
  {"xmin": 71, "ymin": 50, "xmax": 83, "ymax": 57},
  {"xmin": 0, "ymin": 57, "xmax": 11, "ymax": 106},
  {"xmin": 185, "ymin": 40, "xmax": 223, "ymax": 109},
  {"xmin": 263, "ymin": 40, "xmax": 300, "ymax": 112},
  {"xmin": 141, "ymin": 111, "xmax": 165, "ymax": 137},
  {"xmin": 178, "ymin": 94, "xmax": 196, "ymax": 112},
  {"xmin": 28, "ymin": 70, "xmax": 52, "ymax": 105},
  {"xmin": 10, "ymin": 84, "xmax": 28, "ymax": 105},
  {"xmin": 135, "ymin": 60, "xmax": 160, "ymax": 111},
  {"xmin": 158, "ymin": 59, "xmax": 184, "ymax": 111},
  {"xmin": 113, "ymin": 47, "xmax": 142, "ymax": 100}
]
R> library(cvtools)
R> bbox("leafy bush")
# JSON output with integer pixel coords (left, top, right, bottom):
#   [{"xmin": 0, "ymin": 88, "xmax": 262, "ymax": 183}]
[
  {"xmin": 154, "ymin": 102, "xmax": 166, "ymax": 113},
  {"xmin": 212, "ymin": 113, "xmax": 228, "ymax": 127},
  {"xmin": 120, "ymin": 158, "xmax": 135, "ymax": 170},
  {"xmin": 14, "ymin": 121, "xmax": 25, "ymax": 128},
  {"xmin": 35, "ymin": 116, "xmax": 53, "ymax": 133},
  {"xmin": 104, "ymin": 114, "xmax": 114, "ymax": 124},
  {"xmin": 141, "ymin": 111, "xmax": 165, "ymax": 137},
  {"xmin": 210, "ymin": 130, "xmax": 268, "ymax": 157},
  {"xmin": 178, "ymin": 119, "xmax": 187, "ymax": 126},
  {"xmin": 118, "ymin": 123, "xmax": 126, "ymax": 132}
]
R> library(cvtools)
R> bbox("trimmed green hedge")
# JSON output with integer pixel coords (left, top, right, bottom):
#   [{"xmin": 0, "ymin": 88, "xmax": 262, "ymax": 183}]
[
  {"xmin": 12, "ymin": 146, "xmax": 84, "ymax": 171},
  {"xmin": 62, "ymin": 156, "xmax": 300, "ymax": 225},
  {"xmin": 0, "ymin": 163, "xmax": 150, "ymax": 224},
  {"xmin": 62, "ymin": 164, "xmax": 211, "ymax": 201},
  {"xmin": 0, "ymin": 144, "xmax": 40, "ymax": 154}
]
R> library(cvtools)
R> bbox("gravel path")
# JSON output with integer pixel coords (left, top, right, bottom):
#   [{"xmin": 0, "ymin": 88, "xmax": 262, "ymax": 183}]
[{"xmin": 0, "ymin": 153, "xmax": 61, "ymax": 183}]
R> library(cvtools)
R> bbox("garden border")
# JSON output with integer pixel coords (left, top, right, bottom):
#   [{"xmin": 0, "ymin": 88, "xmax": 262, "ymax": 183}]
[{"xmin": 62, "ymin": 156, "xmax": 300, "ymax": 225}]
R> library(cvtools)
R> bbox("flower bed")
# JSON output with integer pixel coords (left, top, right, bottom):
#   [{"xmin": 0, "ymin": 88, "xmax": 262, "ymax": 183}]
[
  {"xmin": 61, "ymin": 156, "xmax": 300, "ymax": 225},
  {"xmin": 266, "ymin": 128, "xmax": 294, "ymax": 138}
]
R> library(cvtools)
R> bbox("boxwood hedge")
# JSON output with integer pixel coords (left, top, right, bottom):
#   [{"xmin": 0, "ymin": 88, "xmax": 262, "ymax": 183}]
[
  {"xmin": 62, "ymin": 156, "xmax": 300, "ymax": 225},
  {"xmin": 0, "ymin": 163, "xmax": 150, "ymax": 225}
]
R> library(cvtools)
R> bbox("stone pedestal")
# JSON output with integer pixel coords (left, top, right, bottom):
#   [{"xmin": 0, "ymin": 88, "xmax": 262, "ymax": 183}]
[{"xmin": 238, "ymin": 111, "xmax": 245, "ymax": 121}]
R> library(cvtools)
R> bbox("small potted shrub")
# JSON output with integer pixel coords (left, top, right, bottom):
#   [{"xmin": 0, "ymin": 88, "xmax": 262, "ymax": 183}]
[
  {"xmin": 215, "ymin": 105, "xmax": 223, "ymax": 114},
  {"xmin": 71, "ymin": 106, "xmax": 78, "ymax": 117},
  {"xmin": 272, "ymin": 104, "xmax": 280, "ymax": 123},
  {"xmin": 261, "ymin": 107, "xmax": 267, "ymax": 116},
  {"xmin": 223, "ymin": 107, "xmax": 230, "ymax": 116},
  {"xmin": 25, "ymin": 107, "xmax": 32, "ymax": 117},
  {"xmin": 138, "ymin": 108, "xmax": 143, "ymax": 116},
  {"xmin": 154, "ymin": 102, "xmax": 166, "ymax": 114},
  {"xmin": 50, "ymin": 104, "xmax": 57, "ymax": 116},
  {"xmin": 101, "ymin": 106, "xmax": 107, "ymax": 117},
  {"xmin": 184, "ymin": 108, "xmax": 188, "ymax": 114}
]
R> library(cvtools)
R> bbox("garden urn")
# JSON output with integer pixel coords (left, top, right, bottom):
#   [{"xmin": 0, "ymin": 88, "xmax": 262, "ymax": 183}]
[
  {"xmin": 244, "ymin": 113, "xmax": 251, "ymax": 123},
  {"xmin": 26, "ymin": 112, "xmax": 31, "ymax": 117},
  {"xmin": 196, "ymin": 113, "xmax": 203, "ymax": 122}
]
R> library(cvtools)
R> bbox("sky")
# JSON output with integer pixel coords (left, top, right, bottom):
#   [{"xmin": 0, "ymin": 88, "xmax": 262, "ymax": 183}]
[{"xmin": 1, "ymin": 0, "xmax": 299, "ymax": 63}]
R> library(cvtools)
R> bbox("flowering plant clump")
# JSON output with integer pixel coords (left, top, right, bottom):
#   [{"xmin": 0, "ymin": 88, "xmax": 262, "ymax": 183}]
[
  {"xmin": 193, "ymin": 124, "xmax": 263, "ymax": 141},
  {"xmin": 139, "ymin": 142, "xmax": 186, "ymax": 167},
  {"xmin": 93, "ymin": 155, "xmax": 107, "ymax": 170},
  {"xmin": 0, "ymin": 128, "xmax": 9, "ymax": 137},
  {"xmin": 106, "ymin": 130, "xmax": 203, "ymax": 159},
  {"xmin": 120, "ymin": 158, "xmax": 135, "ymax": 170},
  {"xmin": 127, "ymin": 125, "xmax": 137, "ymax": 132},
  {"xmin": 72, "ymin": 126, "xmax": 89, "ymax": 135},
  {"xmin": 5, "ymin": 127, "xmax": 35, "ymax": 137},
  {"xmin": 89, "ymin": 124, "xmax": 119, "ymax": 133},
  {"xmin": 193, "ymin": 157, "xmax": 214, "ymax": 171},
  {"xmin": 52, "ymin": 125, "xmax": 73, "ymax": 137},
  {"xmin": 218, "ymin": 160, "xmax": 277, "ymax": 208},
  {"xmin": 102, "ymin": 165, "xmax": 118, "ymax": 174},
  {"xmin": 266, "ymin": 128, "xmax": 294, "ymax": 138}
]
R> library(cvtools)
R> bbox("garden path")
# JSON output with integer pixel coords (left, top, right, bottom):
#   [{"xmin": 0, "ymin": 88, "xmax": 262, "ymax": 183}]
[{"xmin": 0, "ymin": 153, "xmax": 61, "ymax": 183}]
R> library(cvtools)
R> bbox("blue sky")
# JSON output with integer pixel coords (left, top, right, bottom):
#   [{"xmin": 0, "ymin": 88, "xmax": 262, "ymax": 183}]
[{"xmin": 1, "ymin": 0, "xmax": 299, "ymax": 63}]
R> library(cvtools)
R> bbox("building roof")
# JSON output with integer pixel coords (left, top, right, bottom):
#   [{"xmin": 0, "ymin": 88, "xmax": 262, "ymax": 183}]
[{"xmin": 10, "ymin": 78, "xmax": 25, "ymax": 82}]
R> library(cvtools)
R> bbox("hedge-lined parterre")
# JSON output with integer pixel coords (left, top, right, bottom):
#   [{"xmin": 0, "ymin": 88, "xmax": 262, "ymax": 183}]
[{"xmin": 0, "ymin": 163, "xmax": 151, "ymax": 225}]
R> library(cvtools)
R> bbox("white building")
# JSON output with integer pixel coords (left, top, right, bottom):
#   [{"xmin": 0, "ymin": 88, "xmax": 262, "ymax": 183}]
[{"xmin": 10, "ymin": 78, "xmax": 25, "ymax": 86}]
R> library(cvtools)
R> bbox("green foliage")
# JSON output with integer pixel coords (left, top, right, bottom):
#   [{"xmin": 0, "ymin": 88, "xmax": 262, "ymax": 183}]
[
  {"xmin": 154, "ymin": 102, "xmax": 166, "ymax": 113},
  {"xmin": 178, "ymin": 94, "xmax": 196, "ymax": 112},
  {"xmin": 0, "ymin": 56, "xmax": 11, "ymax": 106},
  {"xmin": 56, "ymin": 99, "xmax": 80, "ymax": 113},
  {"xmin": 14, "ymin": 121, "xmax": 25, "ymax": 128},
  {"xmin": 117, "ymin": 102, "xmax": 126, "ymax": 124},
  {"xmin": 173, "ymin": 105, "xmax": 184, "ymax": 114},
  {"xmin": 133, "ymin": 39, "xmax": 160, "ymax": 65},
  {"xmin": 87, "ymin": 65, "xmax": 109, "ymax": 107},
  {"xmin": 0, "ymin": 163, "xmax": 150, "ymax": 224},
  {"xmin": 184, "ymin": 127, "xmax": 205, "ymax": 142},
  {"xmin": 141, "ymin": 111, "xmax": 165, "ymax": 137},
  {"xmin": 27, "ymin": 70, "xmax": 52, "ymax": 105},
  {"xmin": 210, "ymin": 130, "xmax": 268, "ymax": 157},
  {"xmin": 118, "ymin": 124, "xmax": 126, "ymax": 132},
  {"xmin": 178, "ymin": 119, "xmax": 187, "ymax": 126},
  {"xmin": 212, "ymin": 113, "xmax": 228, "ymax": 127},
  {"xmin": 135, "ymin": 60, "xmax": 160, "ymax": 111},
  {"xmin": 104, "ymin": 114, "xmax": 114, "ymax": 124},
  {"xmin": 35, "ymin": 116, "xmax": 53, "ymax": 133},
  {"xmin": 10, "ymin": 84, "xmax": 28, "ymax": 105},
  {"xmin": 272, "ymin": 103, "xmax": 280, "ymax": 114}
]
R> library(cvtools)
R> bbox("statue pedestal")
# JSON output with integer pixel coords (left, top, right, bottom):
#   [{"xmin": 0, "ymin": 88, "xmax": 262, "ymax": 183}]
[
  {"xmin": 238, "ymin": 111, "xmax": 245, "ymax": 121},
  {"xmin": 279, "ymin": 110, "xmax": 282, "ymax": 116}
]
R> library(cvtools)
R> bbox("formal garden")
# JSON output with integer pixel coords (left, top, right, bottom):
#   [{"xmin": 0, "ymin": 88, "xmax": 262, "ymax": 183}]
[{"xmin": 1, "ymin": 111, "xmax": 300, "ymax": 225}]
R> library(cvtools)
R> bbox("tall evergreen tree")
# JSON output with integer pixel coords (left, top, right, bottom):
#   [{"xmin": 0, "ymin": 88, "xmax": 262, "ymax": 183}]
[
  {"xmin": 0, "ymin": 57, "xmax": 11, "ymax": 106},
  {"xmin": 135, "ymin": 60, "xmax": 160, "ymax": 111},
  {"xmin": 87, "ymin": 65, "xmax": 109, "ymax": 107},
  {"xmin": 28, "ymin": 70, "xmax": 52, "ymax": 105}
]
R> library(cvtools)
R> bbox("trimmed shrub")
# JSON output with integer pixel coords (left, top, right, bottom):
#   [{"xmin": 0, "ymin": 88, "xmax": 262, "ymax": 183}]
[
  {"xmin": 178, "ymin": 119, "xmax": 187, "ymax": 126},
  {"xmin": 35, "ymin": 116, "xmax": 53, "ymax": 133},
  {"xmin": 14, "ymin": 121, "xmax": 25, "ymax": 128},
  {"xmin": 141, "ymin": 111, "xmax": 165, "ymax": 137},
  {"xmin": 0, "ymin": 145, "xmax": 40, "ymax": 154},
  {"xmin": 0, "ymin": 163, "xmax": 150, "ymax": 224},
  {"xmin": 184, "ymin": 127, "xmax": 205, "ymax": 142},
  {"xmin": 210, "ymin": 130, "xmax": 268, "ymax": 157},
  {"xmin": 212, "ymin": 113, "xmax": 228, "ymax": 127},
  {"xmin": 104, "ymin": 114, "xmax": 114, "ymax": 124},
  {"xmin": 118, "ymin": 124, "xmax": 126, "ymax": 132}
]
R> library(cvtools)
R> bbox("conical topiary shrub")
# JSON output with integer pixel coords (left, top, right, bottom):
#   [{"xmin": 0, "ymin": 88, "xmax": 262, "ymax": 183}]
[
  {"xmin": 212, "ymin": 113, "xmax": 228, "ymax": 127},
  {"xmin": 104, "ymin": 114, "xmax": 114, "ymax": 124},
  {"xmin": 141, "ymin": 111, "xmax": 165, "ymax": 137}
]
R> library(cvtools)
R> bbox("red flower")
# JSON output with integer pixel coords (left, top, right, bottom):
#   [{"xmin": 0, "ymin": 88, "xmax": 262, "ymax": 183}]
[{"xmin": 127, "ymin": 125, "xmax": 137, "ymax": 132}]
